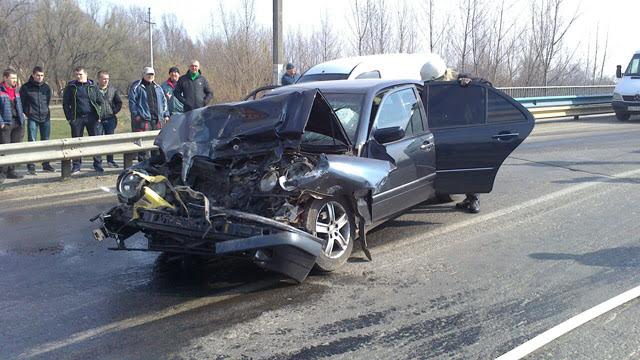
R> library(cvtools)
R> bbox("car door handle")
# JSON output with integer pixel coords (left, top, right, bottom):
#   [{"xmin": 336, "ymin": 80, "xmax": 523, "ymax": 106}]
[
  {"xmin": 420, "ymin": 141, "xmax": 434, "ymax": 151},
  {"xmin": 492, "ymin": 132, "xmax": 519, "ymax": 141}
]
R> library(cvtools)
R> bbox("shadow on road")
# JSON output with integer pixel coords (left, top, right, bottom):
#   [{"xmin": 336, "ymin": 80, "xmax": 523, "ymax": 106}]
[
  {"xmin": 551, "ymin": 176, "xmax": 640, "ymax": 185},
  {"xmin": 530, "ymin": 246, "xmax": 640, "ymax": 267}
]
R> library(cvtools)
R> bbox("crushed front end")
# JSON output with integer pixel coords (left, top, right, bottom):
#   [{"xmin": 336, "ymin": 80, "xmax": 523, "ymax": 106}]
[{"xmin": 92, "ymin": 89, "xmax": 393, "ymax": 282}]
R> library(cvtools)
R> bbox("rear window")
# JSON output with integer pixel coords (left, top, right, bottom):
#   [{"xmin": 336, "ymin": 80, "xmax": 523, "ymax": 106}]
[{"xmin": 487, "ymin": 89, "xmax": 527, "ymax": 123}]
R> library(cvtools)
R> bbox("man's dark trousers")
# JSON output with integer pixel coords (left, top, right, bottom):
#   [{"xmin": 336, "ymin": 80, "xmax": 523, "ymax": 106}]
[
  {"xmin": 27, "ymin": 117, "xmax": 52, "ymax": 170},
  {"xmin": 70, "ymin": 114, "xmax": 101, "ymax": 168},
  {"xmin": 0, "ymin": 122, "xmax": 25, "ymax": 174},
  {"xmin": 97, "ymin": 116, "xmax": 117, "ymax": 163}
]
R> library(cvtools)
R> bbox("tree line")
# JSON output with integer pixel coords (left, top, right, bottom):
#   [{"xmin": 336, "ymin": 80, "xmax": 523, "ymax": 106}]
[{"xmin": 0, "ymin": 0, "xmax": 611, "ymax": 103}]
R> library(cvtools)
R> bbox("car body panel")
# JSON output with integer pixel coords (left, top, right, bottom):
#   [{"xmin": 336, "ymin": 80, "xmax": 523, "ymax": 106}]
[{"xmin": 423, "ymin": 81, "xmax": 535, "ymax": 194}]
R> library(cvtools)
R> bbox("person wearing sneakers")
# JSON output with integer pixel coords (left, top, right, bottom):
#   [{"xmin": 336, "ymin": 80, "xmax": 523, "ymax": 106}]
[
  {"xmin": 21, "ymin": 66, "xmax": 54, "ymax": 175},
  {"xmin": 420, "ymin": 54, "xmax": 480, "ymax": 214},
  {"xmin": 0, "ymin": 68, "xmax": 26, "ymax": 182},
  {"xmin": 62, "ymin": 66, "xmax": 104, "ymax": 175},
  {"xmin": 96, "ymin": 70, "xmax": 123, "ymax": 168}
]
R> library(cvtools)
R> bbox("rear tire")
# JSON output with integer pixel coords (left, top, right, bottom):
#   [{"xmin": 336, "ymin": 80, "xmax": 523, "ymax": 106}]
[
  {"xmin": 615, "ymin": 111, "xmax": 630, "ymax": 121},
  {"xmin": 304, "ymin": 197, "xmax": 355, "ymax": 272}
]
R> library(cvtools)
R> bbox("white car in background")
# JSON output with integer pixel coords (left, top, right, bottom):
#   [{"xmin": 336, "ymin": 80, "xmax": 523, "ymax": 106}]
[
  {"xmin": 297, "ymin": 53, "xmax": 435, "ymax": 83},
  {"xmin": 613, "ymin": 49, "xmax": 640, "ymax": 121}
]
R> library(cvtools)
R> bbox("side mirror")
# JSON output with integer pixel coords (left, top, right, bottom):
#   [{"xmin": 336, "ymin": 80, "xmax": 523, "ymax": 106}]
[
  {"xmin": 616, "ymin": 65, "xmax": 622, "ymax": 79},
  {"xmin": 373, "ymin": 126, "xmax": 405, "ymax": 144}
]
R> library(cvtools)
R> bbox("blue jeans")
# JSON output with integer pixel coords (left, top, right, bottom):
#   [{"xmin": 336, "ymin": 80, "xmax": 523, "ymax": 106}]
[
  {"xmin": 97, "ymin": 117, "xmax": 117, "ymax": 162},
  {"xmin": 27, "ymin": 118, "xmax": 51, "ymax": 169}
]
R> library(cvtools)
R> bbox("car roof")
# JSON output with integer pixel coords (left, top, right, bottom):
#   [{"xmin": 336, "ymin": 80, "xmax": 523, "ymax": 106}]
[
  {"xmin": 303, "ymin": 53, "xmax": 431, "ymax": 76},
  {"xmin": 269, "ymin": 79, "xmax": 423, "ymax": 96}
]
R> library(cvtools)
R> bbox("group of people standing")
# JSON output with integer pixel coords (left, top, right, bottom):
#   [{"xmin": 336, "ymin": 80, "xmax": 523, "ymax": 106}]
[{"xmin": 0, "ymin": 60, "xmax": 213, "ymax": 182}]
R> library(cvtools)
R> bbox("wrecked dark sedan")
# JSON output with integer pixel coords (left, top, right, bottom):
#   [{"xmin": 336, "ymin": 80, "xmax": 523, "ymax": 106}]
[{"xmin": 92, "ymin": 78, "xmax": 534, "ymax": 282}]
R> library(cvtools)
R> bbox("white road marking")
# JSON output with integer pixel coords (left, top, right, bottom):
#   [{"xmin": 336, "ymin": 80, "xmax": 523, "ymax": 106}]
[
  {"xmin": 496, "ymin": 285, "xmax": 640, "ymax": 360},
  {"xmin": 0, "ymin": 193, "xmax": 115, "ymax": 215},
  {"xmin": 18, "ymin": 279, "xmax": 280, "ymax": 359}
]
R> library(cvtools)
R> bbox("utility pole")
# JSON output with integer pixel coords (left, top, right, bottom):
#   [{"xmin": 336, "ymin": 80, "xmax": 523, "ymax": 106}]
[
  {"xmin": 272, "ymin": 0, "xmax": 283, "ymax": 85},
  {"xmin": 144, "ymin": 7, "xmax": 156, "ymax": 68}
]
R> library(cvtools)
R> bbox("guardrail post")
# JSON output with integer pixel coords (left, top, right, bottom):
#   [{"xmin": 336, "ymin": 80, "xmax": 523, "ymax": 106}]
[
  {"xmin": 123, "ymin": 153, "xmax": 136, "ymax": 169},
  {"xmin": 61, "ymin": 159, "xmax": 72, "ymax": 179}
]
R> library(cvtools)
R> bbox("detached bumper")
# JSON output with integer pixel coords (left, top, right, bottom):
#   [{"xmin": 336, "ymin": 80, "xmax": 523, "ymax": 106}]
[{"xmin": 92, "ymin": 205, "xmax": 325, "ymax": 282}]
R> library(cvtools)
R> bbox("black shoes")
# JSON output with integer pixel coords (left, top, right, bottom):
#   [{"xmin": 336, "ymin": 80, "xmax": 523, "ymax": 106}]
[
  {"xmin": 107, "ymin": 161, "xmax": 119, "ymax": 168},
  {"xmin": 27, "ymin": 166, "xmax": 37, "ymax": 175},
  {"xmin": 94, "ymin": 164, "xmax": 105, "ymax": 174},
  {"xmin": 6, "ymin": 170, "xmax": 23, "ymax": 179},
  {"xmin": 42, "ymin": 163, "xmax": 55, "ymax": 172},
  {"xmin": 71, "ymin": 165, "xmax": 81, "ymax": 175},
  {"xmin": 456, "ymin": 196, "xmax": 480, "ymax": 214}
]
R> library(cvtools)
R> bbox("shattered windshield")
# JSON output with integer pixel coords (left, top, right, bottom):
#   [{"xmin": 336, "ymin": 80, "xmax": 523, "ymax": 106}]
[{"xmin": 322, "ymin": 93, "xmax": 365, "ymax": 143}]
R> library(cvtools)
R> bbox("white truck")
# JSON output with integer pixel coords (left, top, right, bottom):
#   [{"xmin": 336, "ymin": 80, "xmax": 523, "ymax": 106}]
[{"xmin": 613, "ymin": 50, "xmax": 640, "ymax": 121}]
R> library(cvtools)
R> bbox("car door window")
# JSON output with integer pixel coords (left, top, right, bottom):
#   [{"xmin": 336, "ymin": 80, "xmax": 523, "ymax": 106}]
[
  {"xmin": 487, "ymin": 89, "xmax": 527, "ymax": 123},
  {"xmin": 375, "ymin": 88, "xmax": 420, "ymax": 137},
  {"xmin": 427, "ymin": 83, "xmax": 486, "ymax": 128}
]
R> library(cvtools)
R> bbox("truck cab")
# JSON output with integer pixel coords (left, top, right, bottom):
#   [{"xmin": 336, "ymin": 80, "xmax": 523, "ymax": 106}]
[{"xmin": 614, "ymin": 50, "xmax": 640, "ymax": 121}]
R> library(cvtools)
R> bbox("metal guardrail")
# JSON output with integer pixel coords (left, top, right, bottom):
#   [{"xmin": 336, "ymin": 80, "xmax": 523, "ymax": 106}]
[
  {"xmin": 499, "ymin": 85, "xmax": 615, "ymax": 98},
  {"xmin": 0, "ymin": 131, "xmax": 158, "ymax": 176},
  {"xmin": 0, "ymin": 91, "xmax": 616, "ymax": 177}
]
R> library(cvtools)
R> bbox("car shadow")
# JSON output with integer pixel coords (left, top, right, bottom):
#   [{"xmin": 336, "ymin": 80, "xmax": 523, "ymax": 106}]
[
  {"xmin": 146, "ymin": 253, "xmax": 289, "ymax": 296},
  {"xmin": 530, "ymin": 246, "xmax": 640, "ymax": 268}
]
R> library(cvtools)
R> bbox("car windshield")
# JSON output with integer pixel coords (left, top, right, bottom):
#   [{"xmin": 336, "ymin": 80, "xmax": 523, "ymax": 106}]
[
  {"xmin": 624, "ymin": 54, "xmax": 640, "ymax": 76},
  {"xmin": 322, "ymin": 93, "xmax": 365, "ymax": 143}
]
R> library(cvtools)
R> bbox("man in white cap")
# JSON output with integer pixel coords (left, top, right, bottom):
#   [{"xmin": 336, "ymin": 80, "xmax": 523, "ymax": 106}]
[{"xmin": 128, "ymin": 66, "xmax": 169, "ymax": 161}]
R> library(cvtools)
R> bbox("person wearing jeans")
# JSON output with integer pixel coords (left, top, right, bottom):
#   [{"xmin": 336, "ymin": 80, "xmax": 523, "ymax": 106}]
[
  {"xmin": 62, "ymin": 66, "xmax": 104, "ymax": 175},
  {"xmin": 96, "ymin": 70, "xmax": 123, "ymax": 167},
  {"xmin": 20, "ymin": 66, "xmax": 54, "ymax": 174},
  {"xmin": 128, "ymin": 67, "xmax": 169, "ymax": 162}
]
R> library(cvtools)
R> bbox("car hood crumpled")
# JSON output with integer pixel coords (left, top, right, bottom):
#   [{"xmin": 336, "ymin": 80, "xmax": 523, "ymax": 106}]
[{"xmin": 155, "ymin": 89, "xmax": 352, "ymax": 180}]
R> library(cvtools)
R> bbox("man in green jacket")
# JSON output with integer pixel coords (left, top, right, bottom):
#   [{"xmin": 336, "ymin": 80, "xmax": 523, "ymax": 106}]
[{"xmin": 173, "ymin": 60, "xmax": 213, "ymax": 112}]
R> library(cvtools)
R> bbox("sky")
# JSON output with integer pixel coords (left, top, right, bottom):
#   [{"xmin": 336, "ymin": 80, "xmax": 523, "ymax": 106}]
[{"xmin": 98, "ymin": 0, "xmax": 640, "ymax": 77}]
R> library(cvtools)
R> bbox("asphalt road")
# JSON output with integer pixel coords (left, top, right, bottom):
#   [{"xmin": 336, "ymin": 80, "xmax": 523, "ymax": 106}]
[{"xmin": 1, "ymin": 115, "xmax": 640, "ymax": 359}]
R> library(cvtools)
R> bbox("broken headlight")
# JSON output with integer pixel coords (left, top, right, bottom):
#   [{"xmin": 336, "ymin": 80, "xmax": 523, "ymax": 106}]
[
  {"xmin": 117, "ymin": 170, "xmax": 146, "ymax": 202},
  {"xmin": 259, "ymin": 171, "xmax": 279, "ymax": 192},
  {"xmin": 279, "ymin": 160, "xmax": 314, "ymax": 191}
]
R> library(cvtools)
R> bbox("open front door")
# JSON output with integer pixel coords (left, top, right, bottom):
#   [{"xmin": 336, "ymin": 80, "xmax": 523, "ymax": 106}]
[{"xmin": 423, "ymin": 81, "xmax": 534, "ymax": 194}]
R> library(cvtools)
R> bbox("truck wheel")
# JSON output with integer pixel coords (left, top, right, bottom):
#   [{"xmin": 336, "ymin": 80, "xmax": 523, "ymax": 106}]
[
  {"xmin": 304, "ymin": 197, "xmax": 354, "ymax": 272},
  {"xmin": 615, "ymin": 111, "xmax": 630, "ymax": 121}
]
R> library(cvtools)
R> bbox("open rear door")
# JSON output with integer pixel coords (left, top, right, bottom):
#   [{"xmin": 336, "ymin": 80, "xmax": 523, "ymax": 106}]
[{"xmin": 423, "ymin": 81, "xmax": 534, "ymax": 194}]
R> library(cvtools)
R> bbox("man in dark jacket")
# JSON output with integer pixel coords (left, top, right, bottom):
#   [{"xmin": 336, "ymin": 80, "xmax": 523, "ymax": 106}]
[
  {"xmin": 62, "ymin": 66, "xmax": 104, "ymax": 175},
  {"xmin": 281, "ymin": 63, "xmax": 300, "ymax": 85},
  {"xmin": 20, "ymin": 66, "xmax": 54, "ymax": 174},
  {"xmin": 173, "ymin": 60, "xmax": 213, "ymax": 112},
  {"xmin": 161, "ymin": 66, "xmax": 184, "ymax": 115},
  {"xmin": 96, "ymin": 70, "xmax": 123, "ymax": 168},
  {"xmin": 0, "ymin": 68, "xmax": 26, "ymax": 182}
]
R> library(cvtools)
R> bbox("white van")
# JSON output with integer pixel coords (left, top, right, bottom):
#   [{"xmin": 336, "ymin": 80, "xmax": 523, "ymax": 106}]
[
  {"xmin": 614, "ymin": 50, "xmax": 640, "ymax": 121},
  {"xmin": 297, "ymin": 53, "xmax": 430, "ymax": 83}
]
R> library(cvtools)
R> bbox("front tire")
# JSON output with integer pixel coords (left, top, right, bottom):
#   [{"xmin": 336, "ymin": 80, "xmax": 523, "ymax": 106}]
[
  {"xmin": 615, "ymin": 111, "xmax": 630, "ymax": 121},
  {"xmin": 304, "ymin": 197, "xmax": 355, "ymax": 272}
]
